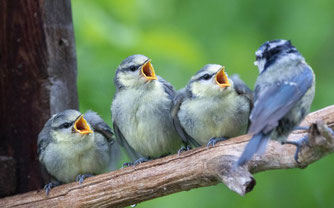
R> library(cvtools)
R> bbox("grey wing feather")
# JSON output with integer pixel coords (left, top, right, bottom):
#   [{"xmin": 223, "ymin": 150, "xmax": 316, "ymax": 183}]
[
  {"xmin": 171, "ymin": 89, "xmax": 201, "ymax": 147},
  {"xmin": 231, "ymin": 74, "xmax": 254, "ymax": 107},
  {"xmin": 231, "ymin": 74, "xmax": 254, "ymax": 130},
  {"xmin": 84, "ymin": 111, "xmax": 114, "ymax": 143},
  {"xmin": 37, "ymin": 118, "xmax": 53, "ymax": 158},
  {"xmin": 249, "ymin": 66, "xmax": 314, "ymax": 134},
  {"xmin": 158, "ymin": 76, "xmax": 175, "ymax": 100},
  {"xmin": 113, "ymin": 122, "xmax": 142, "ymax": 162},
  {"xmin": 85, "ymin": 111, "xmax": 121, "ymax": 170},
  {"xmin": 109, "ymin": 141, "xmax": 122, "ymax": 170},
  {"xmin": 37, "ymin": 118, "xmax": 60, "ymax": 183},
  {"xmin": 231, "ymin": 74, "xmax": 253, "ymax": 96}
]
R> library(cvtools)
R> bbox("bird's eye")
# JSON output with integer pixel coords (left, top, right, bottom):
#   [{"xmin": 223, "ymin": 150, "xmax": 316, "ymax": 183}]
[
  {"xmin": 61, "ymin": 122, "xmax": 72, "ymax": 129},
  {"xmin": 256, "ymin": 56, "xmax": 261, "ymax": 61},
  {"xmin": 129, "ymin": 66, "xmax": 137, "ymax": 72},
  {"xmin": 201, "ymin": 74, "xmax": 212, "ymax": 80}
]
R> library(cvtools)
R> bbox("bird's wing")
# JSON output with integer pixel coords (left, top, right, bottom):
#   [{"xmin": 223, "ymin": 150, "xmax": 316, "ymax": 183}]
[
  {"xmin": 231, "ymin": 74, "xmax": 254, "ymax": 130},
  {"xmin": 171, "ymin": 89, "xmax": 201, "ymax": 147},
  {"xmin": 248, "ymin": 66, "xmax": 314, "ymax": 134},
  {"xmin": 84, "ymin": 111, "xmax": 114, "ymax": 143},
  {"xmin": 85, "ymin": 111, "xmax": 122, "ymax": 170},
  {"xmin": 37, "ymin": 119, "xmax": 61, "ymax": 183},
  {"xmin": 160, "ymin": 77, "xmax": 196, "ymax": 147},
  {"xmin": 112, "ymin": 122, "xmax": 142, "ymax": 162},
  {"xmin": 158, "ymin": 76, "xmax": 175, "ymax": 100},
  {"xmin": 230, "ymin": 74, "xmax": 254, "ymax": 104}
]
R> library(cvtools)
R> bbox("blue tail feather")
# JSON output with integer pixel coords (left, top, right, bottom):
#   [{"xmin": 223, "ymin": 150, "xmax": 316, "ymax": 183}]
[{"xmin": 236, "ymin": 133, "xmax": 270, "ymax": 166}]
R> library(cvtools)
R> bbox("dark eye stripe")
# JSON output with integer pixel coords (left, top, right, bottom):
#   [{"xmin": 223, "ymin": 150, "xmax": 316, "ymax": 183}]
[
  {"xmin": 194, "ymin": 73, "xmax": 215, "ymax": 81},
  {"xmin": 129, "ymin": 65, "xmax": 137, "ymax": 71},
  {"xmin": 55, "ymin": 121, "xmax": 74, "ymax": 130},
  {"xmin": 201, "ymin": 74, "xmax": 212, "ymax": 80}
]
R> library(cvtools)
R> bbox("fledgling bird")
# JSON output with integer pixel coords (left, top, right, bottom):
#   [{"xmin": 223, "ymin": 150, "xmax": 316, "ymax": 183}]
[
  {"xmin": 171, "ymin": 64, "xmax": 253, "ymax": 148},
  {"xmin": 237, "ymin": 39, "xmax": 315, "ymax": 166},
  {"xmin": 37, "ymin": 109, "xmax": 114, "ymax": 195},
  {"xmin": 111, "ymin": 54, "xmax": 185, "ymax": 165}
]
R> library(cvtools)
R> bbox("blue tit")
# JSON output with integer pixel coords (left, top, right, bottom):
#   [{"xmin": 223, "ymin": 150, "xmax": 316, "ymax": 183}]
[
  {"xmin": 37, "ymin": 109, "xmax": 114, "ymax": 195},
  {"xmin": 237, "ymin": 39, "xmax": 315, "ymax": 166},
  {"xmin": 111, "ymin": 54, "xmax": 185, "ymax": 165},
  {"xmin": 171, "ymin": 64, "xmax": 253, "ymax": 148}
]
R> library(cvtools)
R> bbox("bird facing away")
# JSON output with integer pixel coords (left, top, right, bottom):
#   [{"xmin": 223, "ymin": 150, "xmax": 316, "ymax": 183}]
[
  {"xmin": 111, "ymin": 54, "xmax": 185, "ymax": 165},
  {"xmin": 171, "ymin": 64, "xmax": 253, "ymax": 147},
  {"xmin": 237, "ymin": 39, "xmax": 315, "ymax": 166},
  {"xmin": 37, "ymin": 109, "xmax": 114, "ymax": 195}
]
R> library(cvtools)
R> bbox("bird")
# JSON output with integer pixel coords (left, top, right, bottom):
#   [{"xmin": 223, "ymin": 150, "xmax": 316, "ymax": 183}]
[
  {"xmin": 236, "ymin": 39, "xmax": 315, "ymax": 166},
  {"xmin": 171, "ymin": 64, "xmax": 253, "ymax": 148},
  {"xmin": 111, "ymin": 54, "xmax": 185, "ymax": 166},
  {"xmin": 37, "ymin": 109, "xmax": 115, "ymax": 195}
]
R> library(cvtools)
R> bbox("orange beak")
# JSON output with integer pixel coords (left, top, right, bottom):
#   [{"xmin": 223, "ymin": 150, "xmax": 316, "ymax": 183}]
[
  {"xmin": 74, "ymin": 115, "xmax": 93, "ymax": 135},
  {"xmin": 215, "ymin": 67, "xmax": 231, "ymax": 88},
  {"xmin": 141, "ymin": 60, "xmax": 157, "ymax": 80}
]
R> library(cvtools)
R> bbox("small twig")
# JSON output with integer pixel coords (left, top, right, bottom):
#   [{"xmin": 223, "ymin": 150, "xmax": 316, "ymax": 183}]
[{"xmin": 1, "ymin": 105, "xmax": 334, "ymax": 208}]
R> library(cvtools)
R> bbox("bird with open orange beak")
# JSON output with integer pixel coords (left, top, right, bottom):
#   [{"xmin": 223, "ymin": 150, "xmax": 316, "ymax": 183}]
[
  {"xmin": 111, "ymin": 54, "xmax": 186, "ymax": 166},
  {"xmin": 171, "ymin": 64, "xmax": 253, "ymax": 148},
  {"xmin": 37, "ymin": 109, "xmax": 117, "ymax": 195}
]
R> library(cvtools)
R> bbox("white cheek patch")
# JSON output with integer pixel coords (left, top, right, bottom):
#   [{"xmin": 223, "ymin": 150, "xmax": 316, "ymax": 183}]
[
  {"xmin": 191, "ymin": 80, "xmax": 223, "ymax": 97},
  {"xmin": 256, "ymin": 59, "xmax": 266, "ymax": 73},
  {"xmin": 118, "ymin": 72, "xmax": 145, "ymax": 87},
  {"xmin": 255, "ymin": 50, "xmax": 262, "ymax": 56},
  {"xmin": 52, "ymin": 129, "xmax": 76, "ymax": 143},
  {"xmin": 191, "ymin": 82, "xmax": 210, "ymax": 97}
]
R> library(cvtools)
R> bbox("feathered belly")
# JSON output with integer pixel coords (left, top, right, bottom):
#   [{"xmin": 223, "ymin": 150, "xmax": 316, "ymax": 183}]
[
  {"xmin": 43, "ymin": 142, "xmax": 109, "ymax": 183},
  {"xmin": 124, "ymin": 110, "xmax": 182, "ymax": 158},
  {"xmin": 113, "ymin": 87, "xmax": 183, "ymax": 158},
  {"xmin": 179, "ymin": 98, "xmax": 249, "ymax": 145}
]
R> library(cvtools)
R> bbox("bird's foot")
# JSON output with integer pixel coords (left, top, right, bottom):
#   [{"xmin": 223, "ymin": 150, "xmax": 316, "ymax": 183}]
[
  {"xmin": 207, "ymin": 137, "xmax": 229, "ymax": 148},
  {"xmin": 76, "ymin": 174, "xmax": 93, "ymax": 185},
  {"xmin": 122, "ymin": 162, "xmax": 134, "ymax": 168},
  {"xmin": 122, "ymin": 158, "xmax": 149, "ymax": 167},
  {"xmin": 177, "ymin": 145, "xmax": 191, "ymax": 155},
  {"xmin": 44, "ymin": 181, "xmax": 60, "ymax": 196},
  {"xmin": 134, "ymin": 157, "xmax": 149, "ymax": 166},
  {"xmin": 293, "ymin": 126, "xmax": 310, "ymax": 131},
  {"xmin": 281, "ymin": 136, "xmax": 308, "ymax": 164}
]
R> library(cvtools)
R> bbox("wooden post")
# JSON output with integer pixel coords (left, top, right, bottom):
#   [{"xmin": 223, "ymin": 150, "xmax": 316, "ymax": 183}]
[{"xmin": 0, "ymin": 0, "xmax": 78, "ymax": 195}]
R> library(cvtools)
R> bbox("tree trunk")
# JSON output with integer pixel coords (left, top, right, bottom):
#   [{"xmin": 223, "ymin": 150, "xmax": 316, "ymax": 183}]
[{"xmin": 0, "ymin": 0, "xmax": 78, "ymax": 196}]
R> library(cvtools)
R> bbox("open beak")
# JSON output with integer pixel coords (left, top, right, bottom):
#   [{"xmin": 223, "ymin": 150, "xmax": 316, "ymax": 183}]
[
  {"xmin": 141, "ymin": 60, "xmax": 157, "ymax": 80},
  {"xmin": 73, "ymin": 115, "xmax": 93, "ymax": 135},
  {"xmin": 215, "ymin": 67, "xmax": 231, "ymax": 88}
]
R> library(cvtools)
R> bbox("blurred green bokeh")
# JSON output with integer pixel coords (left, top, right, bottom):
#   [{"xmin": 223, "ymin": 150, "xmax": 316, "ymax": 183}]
[{"xmin": 71, "ymin": 0, "xmax": 334, "ymax": 207}]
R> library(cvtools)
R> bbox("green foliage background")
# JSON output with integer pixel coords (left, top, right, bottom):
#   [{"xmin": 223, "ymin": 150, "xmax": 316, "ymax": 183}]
[{"xmin": 71, "ymin": 0, "xmax": 334, "ymax": 207}]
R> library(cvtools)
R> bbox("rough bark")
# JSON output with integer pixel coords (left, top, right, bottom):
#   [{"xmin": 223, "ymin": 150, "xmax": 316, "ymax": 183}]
[
  {"xmin": 0, "ymin": 0, "xmax": 77, "ymax": 195},
  {"xmin": 1, "ymin": 105, "xmax": 333, "ymax": 208},
  {"xmin": 0, "ymin": 157, "xmax": 16, "ymax": 197}
]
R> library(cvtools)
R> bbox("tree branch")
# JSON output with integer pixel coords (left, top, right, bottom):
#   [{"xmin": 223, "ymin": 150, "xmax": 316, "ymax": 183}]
[{"xmin": 1, "ymin": 105, "xmax": 334, "ymax": 208}]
